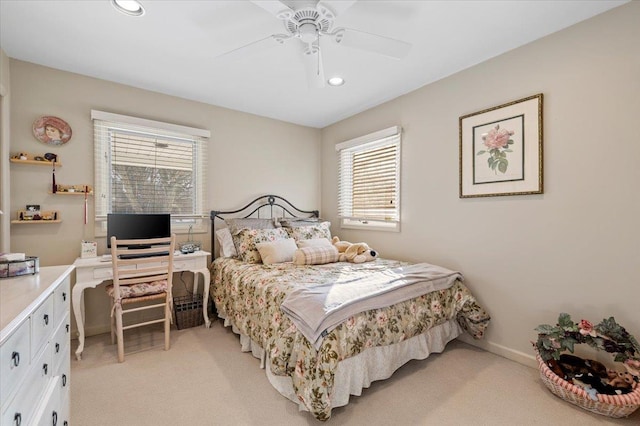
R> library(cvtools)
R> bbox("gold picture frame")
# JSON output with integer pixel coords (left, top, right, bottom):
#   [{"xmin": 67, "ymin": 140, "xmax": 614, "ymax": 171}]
[{"xmin": 459, "ymin": 93, "xmax": 543, "ymax": 198}]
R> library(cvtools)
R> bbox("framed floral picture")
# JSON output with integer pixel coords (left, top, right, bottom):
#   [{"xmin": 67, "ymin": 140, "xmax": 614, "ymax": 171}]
[{"xmin": 459, "ymin": 94, "xmax": 543, "ymax": 198}]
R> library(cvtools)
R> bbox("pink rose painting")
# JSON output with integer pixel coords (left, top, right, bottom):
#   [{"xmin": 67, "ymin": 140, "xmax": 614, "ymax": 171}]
[{"xmin": 476, "ymin": 124, "xmax": 515, "ymax": 174}]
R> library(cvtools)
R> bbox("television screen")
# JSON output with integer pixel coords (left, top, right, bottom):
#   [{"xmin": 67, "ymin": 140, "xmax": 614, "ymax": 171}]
[{"xmin": 107, "ymin": 213, "xmax": 171, "ymax": 248}]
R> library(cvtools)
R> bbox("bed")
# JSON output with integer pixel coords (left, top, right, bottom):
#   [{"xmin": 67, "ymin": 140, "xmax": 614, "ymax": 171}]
[{"xmin": 209, "ymin": 195, "xmax": 490, "ymax": 421}]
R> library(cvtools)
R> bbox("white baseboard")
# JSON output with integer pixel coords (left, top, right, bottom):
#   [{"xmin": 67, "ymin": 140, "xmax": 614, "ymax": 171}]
[
  {"xmin": 70, "ymin": 324, "xmax": 111, "ymax": 341},
  {"xmin": 73, "ymin": 324, "xmax": 539, "ymax": 371},
  {"xmin": 457, "ymin": 334, "xmax": 538, "ymax": 369}
]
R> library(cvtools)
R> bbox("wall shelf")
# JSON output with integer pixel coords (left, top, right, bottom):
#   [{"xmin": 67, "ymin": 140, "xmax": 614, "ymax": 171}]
[
  {"xmin": 11, "ymin": 219, "xmax": 62, "ymax": 224},
  {"xmin": 50, "ymin": 191, "xmax": 93, "ymax": 196},
  {"xmin": 50, "ymin": 184, "xmax": 93, "ymax": 195},
  {"xmin": 10, "ymin": 154, "xmax": 61, "ymax": 167},
  {"xmin": 12, "ymin": 210, "xmax": 60, "ymax": 224}
]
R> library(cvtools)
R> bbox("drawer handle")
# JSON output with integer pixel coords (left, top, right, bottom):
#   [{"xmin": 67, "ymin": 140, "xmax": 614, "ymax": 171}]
[
  {"xmin": 13, "ymin": 412, "xmax": 21, "ymax": 426},
  {"xmin": 43, "ymin": 314, "xmax": 49, "ymax": 326},
  {"xmin": 62, "ymin": 374, "xmax": 67, "ymax": 387},
  {"xmin": 62, "ymin": 292, "xmax": 67, "ymax": 301},
  {"xmin": 11, "ymin": 351, "xmax": 20, "ymax": 367},
  {"xmin": 52, "ymin": 411, "xmax": 58, "ymax": 426},
  {"xmin": 66, "ymin": 324, "xmax": 70, "ymax": 333},
  {"xmin": 55, "ymin": 343, "xmax": 60, "ymax": 353},
  {"xmin": 42, "ymin": 363, "xmax": 48, "ymax": 375},
  {"xmin": 64, "ymin": 422, "xmax": 68, "ymax": 426}
]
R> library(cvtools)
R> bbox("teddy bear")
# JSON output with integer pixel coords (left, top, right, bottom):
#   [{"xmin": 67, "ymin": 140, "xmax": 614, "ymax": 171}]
[
  {"xmin": 608, "ymin": 369, "xmax": 638, "ymax": 391},
  {"xmin": 345, "ymin": 243, "xmax": 378, "ymax": 263},
  {"xmin": 332, "ymin": 236, "xmax": 352, "ymax": 254},
  {"xmin": 557, "ymin": 354, "xmax": 608, "ymax": 379},
  {"xmin": 331, "ymin": 237, "xmax": 378, "ymax": 263}
]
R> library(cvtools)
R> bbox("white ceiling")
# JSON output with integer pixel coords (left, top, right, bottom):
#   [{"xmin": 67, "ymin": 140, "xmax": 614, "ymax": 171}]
[{"xmin": 0, "ymin": 0, "xmax": 627, "ymax": 128}]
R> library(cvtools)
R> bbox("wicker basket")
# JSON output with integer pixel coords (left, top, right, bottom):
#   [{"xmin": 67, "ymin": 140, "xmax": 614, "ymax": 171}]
[
  {"xmin": 173, "ymin": 294, "xmax": 206, "ymax": 330},
  {"xmin": 536, "ymin": 351, "xmax": 640, "ymax": 418}
]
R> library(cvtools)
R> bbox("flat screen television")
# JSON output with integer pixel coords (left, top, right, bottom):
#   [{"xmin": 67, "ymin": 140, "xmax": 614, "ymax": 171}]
[{"xmin": 107, "ymin": 213, "xmax": 171, "ymax": 249}]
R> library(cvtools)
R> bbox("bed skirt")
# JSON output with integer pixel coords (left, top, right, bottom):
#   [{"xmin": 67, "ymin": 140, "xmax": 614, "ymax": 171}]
[{"xmin": 219, "ymin": 314, "xmax": 462, "ymax": 412}]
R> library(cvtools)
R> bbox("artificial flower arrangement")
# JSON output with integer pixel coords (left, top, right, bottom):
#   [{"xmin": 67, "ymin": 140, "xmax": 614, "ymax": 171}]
[
  {"xmin": 535, "ymin": 313, "xmax": 640, "ymax": 366},
  {"xmin": 533, "ymin": 313, "xmax": 640, "ymax": 418}
]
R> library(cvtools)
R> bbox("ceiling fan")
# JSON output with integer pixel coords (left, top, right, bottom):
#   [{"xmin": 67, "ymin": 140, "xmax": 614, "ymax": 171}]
[{"xmin": 219, "ymin": 0, "xmax": 412, "ymax": 88}]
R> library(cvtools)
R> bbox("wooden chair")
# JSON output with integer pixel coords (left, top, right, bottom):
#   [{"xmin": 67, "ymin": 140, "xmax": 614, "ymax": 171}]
[{"xmin": 107, "ymin": 235, "xmax": 176, "ymax": 362}]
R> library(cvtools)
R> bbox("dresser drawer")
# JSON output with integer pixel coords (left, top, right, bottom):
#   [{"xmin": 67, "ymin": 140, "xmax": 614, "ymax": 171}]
[
  {"xmin": 53, "ymin": 277, "xmax": 70, "ymax": 328},
  {"xmin": 32, "ymin": 375, "xmax": 60, "ymax": 426},
  {"xmin": 57, "ymin": 346, "xmax": 71, "ymax": 396},
  {"xmin": 93, "ymin": 266, "xmax": 113, "ymax": 280},
  {"xmin": 1, "ymin": 342, "xmax": 52, "ymax": 426},
  {"xmin": 168, "ymin": 259, "xmax": 196, "ymax": 271},
  {"xmin": 51, "ymin": 313, "xmax": 70, "ymax": 373},
  {"xmin": 93, "ymin": 264, "xmax": 136, "ymax": 280},
  {"xmin": 1, "ymin": 379, "xmax": 35, "ymax": 426},
  {"xmin": 0, "ymin": 318, "xmax": 30, "ymax": 410},
  {"xmin": 31, "ymin": 295, "xmax": 54, "ymax": 359}
]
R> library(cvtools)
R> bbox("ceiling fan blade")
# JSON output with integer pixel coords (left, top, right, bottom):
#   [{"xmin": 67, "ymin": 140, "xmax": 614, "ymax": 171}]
[
  {"xmin": 301, "ymin": 47, "xmax": 325, "ymax": 89},
  {"xmin": 317, "ymin": 1, "xmax": 357, "ymax": 19},
  {"xmin": 335, "ymin": 28, "xmax": 411, "ymax": 59},
  {"xmin": 249, "ymin": 1, "xmax": 294, "ymax": 20},
  {"xmin": 217, "ymin": 34, "xmax": 290, "ymax": 60}
]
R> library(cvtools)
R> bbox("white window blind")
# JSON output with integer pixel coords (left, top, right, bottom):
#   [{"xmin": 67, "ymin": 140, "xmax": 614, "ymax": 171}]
[
  {"xmin": 92, "ymin": 110, "xmax": 209, "ymax": 234},
  {"xmin": 336, "ymin": 126, "xmax": 401, "ymax": 231}
]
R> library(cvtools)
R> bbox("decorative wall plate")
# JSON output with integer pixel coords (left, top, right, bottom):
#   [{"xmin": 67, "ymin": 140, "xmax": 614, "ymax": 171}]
[{"xmin": 32, "ymin": 116, "xmax": 72, "ymax": 145}]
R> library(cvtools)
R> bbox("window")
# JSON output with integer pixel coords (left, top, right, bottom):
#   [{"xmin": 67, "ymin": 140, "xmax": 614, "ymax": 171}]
[
  {"xmin": 92, "ymin": 110, "xmax": 209, "ymax": 235},
  {"xmin": 336, "ymin": 126, "xmax": 401, "ymax": 231}
]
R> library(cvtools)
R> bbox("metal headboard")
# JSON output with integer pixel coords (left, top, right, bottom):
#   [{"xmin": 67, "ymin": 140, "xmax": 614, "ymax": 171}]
[{"xmin": 210, "ymin": 194, "xmax": 320, "ymax": 258}]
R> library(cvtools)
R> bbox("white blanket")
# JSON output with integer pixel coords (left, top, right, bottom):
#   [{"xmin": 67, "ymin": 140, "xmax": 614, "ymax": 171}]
[{"xmin": 281, "ymin": 262, "xmax": 463, "ymax": 349}]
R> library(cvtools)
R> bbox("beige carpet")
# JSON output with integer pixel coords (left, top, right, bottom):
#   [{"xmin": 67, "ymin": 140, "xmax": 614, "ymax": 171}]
[{"xmin": 71, "ymin": 322, "xmax": 638, "ymax": 425}]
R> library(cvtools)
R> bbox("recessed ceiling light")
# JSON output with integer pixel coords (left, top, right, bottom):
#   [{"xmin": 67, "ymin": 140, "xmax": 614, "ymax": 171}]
[
  {"xmin": 328, "ymin": 77, "xmax": 345, "ymax": 87},
  {"xmin": 111, "ymin": 0, "xmax": 145, "ymax": 17}
]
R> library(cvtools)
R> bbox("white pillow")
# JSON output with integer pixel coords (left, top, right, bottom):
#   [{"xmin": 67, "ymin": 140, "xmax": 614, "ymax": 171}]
[
  {"xmin": 297, "ymin": 238, "xmax": 333, "ymax": 248},
  {"xmin": 255, "ymin": 238, "xmax": 298, "ymax": 264},
  {"xmin": 216, "ymin": 228, "xmax": 237, "ymax": 257}
]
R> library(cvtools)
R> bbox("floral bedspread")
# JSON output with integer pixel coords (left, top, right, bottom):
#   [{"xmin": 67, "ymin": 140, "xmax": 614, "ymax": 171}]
[{"xmin": 210, "ymin": 257, "xmax": 490, "ymax": 421}]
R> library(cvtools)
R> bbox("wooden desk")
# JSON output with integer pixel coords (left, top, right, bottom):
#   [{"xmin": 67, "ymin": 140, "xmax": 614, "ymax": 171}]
[{"xmin": 72, "ymin": 251, "xmax": 210, "ymax": 360}]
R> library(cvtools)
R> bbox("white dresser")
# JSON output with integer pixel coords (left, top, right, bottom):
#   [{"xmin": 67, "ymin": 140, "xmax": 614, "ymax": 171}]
[{"xmin": 1, "ymin": 265, "xmax": 74, "ymax": 426}]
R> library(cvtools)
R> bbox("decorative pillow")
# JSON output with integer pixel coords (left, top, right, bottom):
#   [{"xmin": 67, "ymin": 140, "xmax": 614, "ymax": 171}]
[
  {"xmin": 278, "ymin": 217, "xmax": 321, "ymax": 227},
  {"xmin": 285, "ymin": 221, "xmax": 331, "ymax": 242},
  {"xmin": 225, "ymin": 218, "xmax": 276, "ymax": 235},
  {"xmin": 293, "ymin": 246, "xmax": 340, "ymax": 265},
  {"xmin": 297, "ymin": 238, "xmax": 333, "ymax": 248},
  {"xmin": 256, "ymin": 238, "xmax": 297, "ymax": 264},
  {"xmin": 234, "ymin": 228, "xmax": 290, "ymax": 263},
  {"xmin": 215, "ymin": 228, "xmax": 237, "ymax": 257}
]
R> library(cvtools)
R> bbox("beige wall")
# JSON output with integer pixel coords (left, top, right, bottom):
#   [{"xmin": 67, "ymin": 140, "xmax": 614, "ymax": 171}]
[
  {"xmin": 0, "ymin": 49, "xmax": 10, "ymax": 252},
  {"xmin": 8, "ymin": 61, "xmax": 321, "ymax": 335},
  {"xmin": 6, "ymin": 3, "xmax": 639, "ymax": 364},
  {"xmin": 321, "ymin": 3, "xmax": 640, "ymax": 366}
]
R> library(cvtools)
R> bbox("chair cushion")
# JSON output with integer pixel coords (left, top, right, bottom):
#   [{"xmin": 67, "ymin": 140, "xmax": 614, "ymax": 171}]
[{"xmin": 106, "ymin": 280, "xmax": 168, "ymax": 299}]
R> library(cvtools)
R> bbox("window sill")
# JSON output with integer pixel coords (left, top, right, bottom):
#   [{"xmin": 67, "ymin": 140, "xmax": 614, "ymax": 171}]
[{"xmin": 340, "ymin": 218, "xmax": 400, "ymax": 232}]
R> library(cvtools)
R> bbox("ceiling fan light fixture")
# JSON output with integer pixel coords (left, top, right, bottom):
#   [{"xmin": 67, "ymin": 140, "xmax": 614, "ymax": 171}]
[
  {"xmin": 328, "ymin": 77, "xmax": 345, "ymax": 87},
  {"xmin": 111, "ymin": 0, "xmax": 145, "ymax": 17},
  {"xmin": 298, "ymin": 23, "xmax": 318, "ymax": 44}
]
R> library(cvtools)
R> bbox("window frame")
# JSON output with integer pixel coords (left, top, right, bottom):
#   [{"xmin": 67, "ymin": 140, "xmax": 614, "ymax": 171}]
[
  {"xmin": 92, "ymin": 110, "xmax": 210, "ymax": 236},
  {"xmin": 336, "ymin": 126, "xmax": 401, "ymax": 232}
]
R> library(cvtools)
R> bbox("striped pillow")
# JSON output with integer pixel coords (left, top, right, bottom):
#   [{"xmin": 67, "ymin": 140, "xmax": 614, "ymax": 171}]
[{"xmin": 293, "ymin": 246, "xmax": 340, "ymax": 265}]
